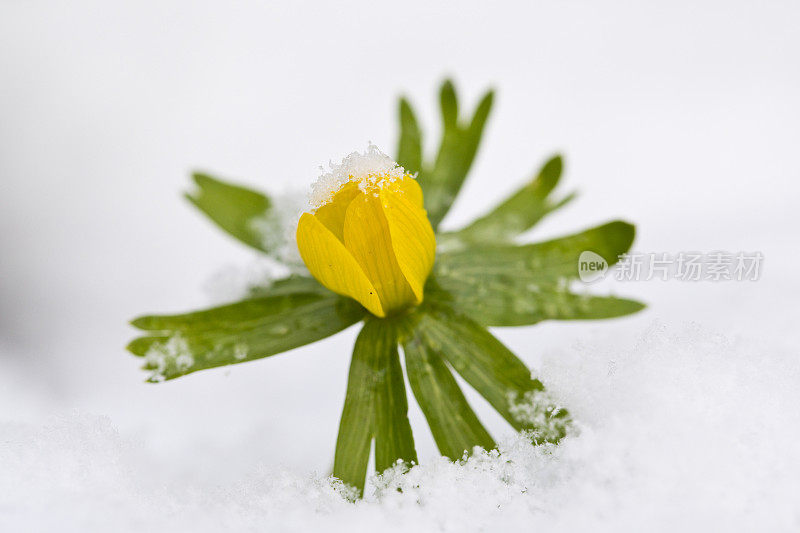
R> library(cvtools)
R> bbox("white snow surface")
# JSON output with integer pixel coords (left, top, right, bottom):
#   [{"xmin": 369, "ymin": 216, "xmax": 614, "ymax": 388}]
[{"xmin": 3, "ymin": 324, "xmax": 798, "ymax": 532}]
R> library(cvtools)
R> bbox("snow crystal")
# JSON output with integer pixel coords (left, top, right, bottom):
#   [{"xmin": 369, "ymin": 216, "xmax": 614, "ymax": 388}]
[
  {"xmin": 233, "ymin": 343, "xmax": 249, "ymax": 361},
  {"xmin": 506, "ymin": 389, "xmax": 568, "ymax": 442},
  {"xmin": 308, "ymin": 144, "xmax": 409, "ymax": 210},
  {"xmin": 143, "ymin": 334, "xmax": 193, "ymax": 382}
]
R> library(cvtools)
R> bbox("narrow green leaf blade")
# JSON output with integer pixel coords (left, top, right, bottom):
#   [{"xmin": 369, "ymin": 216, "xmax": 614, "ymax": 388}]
[
  {"xmin": 126, "ymin": 335, "xmax": 168, "ymax": 356},
  {"xmin": 437, "ymin": 220, "xmax": 635, "ymax": 283},
  {"xmin": 429, "ymin": 283, "xmax": 645, "ymax": 327},
  {"xmin": 396, "ymin": 98, "xmax": 423, "ymax": 174},
  {"xmin": 372, "ymin": 320, "xmax": 417, "ymax": 474},
  {"xmin": 418, "ymin": 82, "xmax": 494, "ymax": 229},
  {"xmin": 333, "ymin": 322, "xmax": 377, "ymax": 494},
  {"xmin": 439, "ymin": 79, "xmax": 459, "ymax": 128},
  {"xmin": 467, "ymin": 90, "xmax": 494, "ymax": 144},
  {"xmin": 128, "ymin": 292, "xmax": 365, "ymax": 381},
  {"xmin": 412, "ymin": 305, "xmax": 569, "ymax": 441},
  {"xmin": 131, "ymin": 289, "xmax": 327, "ymax": 332},
  {"xmin": 185, "ymin": 173, "xmax": 273, "ymax": 253},
  {"xmin": 447, "ymin": 154, "xmax": 576, "ymax": 243},
  {"xmin": 400, "ymin": 313, "xmax": 495, "ymax": 459},
  {"xmin": 431, "ymin": 221, "xmax": 644, "ymax": 326},
  {"xmin": 333, "ymin": 318, "xmax": 416, "ymax": 494}
]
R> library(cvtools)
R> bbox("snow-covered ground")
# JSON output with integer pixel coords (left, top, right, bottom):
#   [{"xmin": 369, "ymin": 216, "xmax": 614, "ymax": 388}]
[
  {"xmin": 3, "ymin": 323, "xmax": 799, "ymax": 532},
  {"xmin": 2, "ymin": 1, "xmax": 799, "ymax": 531}
]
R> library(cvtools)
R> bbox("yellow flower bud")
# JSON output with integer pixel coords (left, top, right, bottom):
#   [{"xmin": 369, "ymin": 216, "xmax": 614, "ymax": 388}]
[{"xmin": 296, "ymin": 147, "xmax": 436, "ymax": 317}]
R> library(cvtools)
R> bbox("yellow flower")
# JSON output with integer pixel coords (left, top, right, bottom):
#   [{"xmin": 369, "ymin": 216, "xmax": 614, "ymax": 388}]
[{"xmin": 296, "ymin": 147, "xmax": 436, "ymax": 317}]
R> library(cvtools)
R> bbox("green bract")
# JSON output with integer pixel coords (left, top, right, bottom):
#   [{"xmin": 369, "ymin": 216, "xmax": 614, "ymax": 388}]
[{"xmin": 128, "ymin": 80, "xmax": 644, "ymax": 495}]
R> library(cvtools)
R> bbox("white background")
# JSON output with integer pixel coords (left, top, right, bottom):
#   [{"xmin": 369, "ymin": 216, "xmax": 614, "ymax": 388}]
[{"xmin": 1, "ymin": 1, "xmax": 799, "ymax": 530}]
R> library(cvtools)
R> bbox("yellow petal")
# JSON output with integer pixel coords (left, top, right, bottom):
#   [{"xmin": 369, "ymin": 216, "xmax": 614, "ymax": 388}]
[
  {"xmin": 296, "ymin": 212, "xmax": 384, "ymax": 317},
  {"xmin": 313, "ymin": 182, "xmax": 361, "ymax": 242},
  {"xmin": 386, "ymin": 175, "xmax": 423, "ymax": 208},
  {"xmin": 380, "ymin": 181, "xmax": 436, "ymax": 303},
  {"xmin": 343, "ymin": 193, "xmax": 417, "ymax": 315}
]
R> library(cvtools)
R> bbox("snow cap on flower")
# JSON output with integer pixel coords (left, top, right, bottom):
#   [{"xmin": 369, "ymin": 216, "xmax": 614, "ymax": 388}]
[{"xmin": 308, "ymin": 143, "xmax": 409, "ymax": 210}]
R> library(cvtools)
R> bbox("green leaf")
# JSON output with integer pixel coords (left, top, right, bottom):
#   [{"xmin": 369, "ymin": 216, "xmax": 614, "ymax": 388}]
[
  {"xmin": 439, "ymin": 79, "xmax": 459, "ymax": 127},
  {"xmin": 399, "ymin": 312, "xmax": 495, "ymax": 459},
  {"xmin": 443, "ymin": 154, "xmax": 576, "ymax": 244},
  {"xmin": 185, "ymin": 172, "xmax": 273, "ymax": 253},
  {"xmin": 417, "ymin": 80, "xmax": 494, "ymax": 229},
  {"xmin": 409, "ymin": 305, "xmax": 569, "ymax": 441},
  {"xmin": 431, "ymin": 221, "xmax": 645, "ymax": 326},
  {"xmin": 437, "ymin": 220, "xmax": 635, "ymax": 281},
  {"xmin": 396, "ymin": 98, "xmax": 422, "ymax": 174},
  {"xmin": 246, "ymin": 275, "xmax": 329, "ymax": 299},
  {"xmin": 128, "ymin": 290, "xmax": 365, "ymax": 381},
  {"xmin": 334, "ymin": 318, "xmax": 416, "ymax": 494},
  {"xmin": 430, "ymin": 284, "xmax": 645, "ymax": 327}
]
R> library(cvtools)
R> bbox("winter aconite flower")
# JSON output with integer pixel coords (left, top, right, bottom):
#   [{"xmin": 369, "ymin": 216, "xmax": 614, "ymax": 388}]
[
  {"xmin": 296, "ymin": 146, "xmax": 435, "ymax": 318},
  {"xmin": 128, "ymin": 80, "xmax": 645, "ymax": 496}
]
